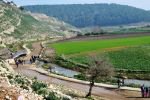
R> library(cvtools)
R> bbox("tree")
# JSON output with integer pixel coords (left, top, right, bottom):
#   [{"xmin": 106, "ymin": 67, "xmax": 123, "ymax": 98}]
[
  {"xmin": 86, "ymin": 60, "xmax": 114, "ymax": 97},
  {"xmin": 19, "ymin": 6, "xmax": 24, "ymax": 11}
]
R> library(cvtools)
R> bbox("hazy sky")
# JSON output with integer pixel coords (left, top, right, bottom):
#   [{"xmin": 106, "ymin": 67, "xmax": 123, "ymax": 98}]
[{"xmin": 8, "ymin": 0, "xmax": 150, "ymax": 10}]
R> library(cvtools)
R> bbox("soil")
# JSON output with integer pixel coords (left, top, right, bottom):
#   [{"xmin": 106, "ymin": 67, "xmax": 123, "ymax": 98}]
[{"xmin": 0, "ymin": 87, "xmax": 19, "ymax": 100}]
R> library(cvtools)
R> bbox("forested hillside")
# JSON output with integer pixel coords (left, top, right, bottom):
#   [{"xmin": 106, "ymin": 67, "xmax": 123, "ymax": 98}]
[{"xmin": 24, "ymin": 4, "xmax": 150, "ymax": 28}]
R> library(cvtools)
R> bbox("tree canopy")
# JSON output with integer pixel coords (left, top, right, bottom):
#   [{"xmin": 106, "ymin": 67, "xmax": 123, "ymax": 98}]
[{"xmin": 24, "ymin": 4, "xmax": 150, "ymax": 28}]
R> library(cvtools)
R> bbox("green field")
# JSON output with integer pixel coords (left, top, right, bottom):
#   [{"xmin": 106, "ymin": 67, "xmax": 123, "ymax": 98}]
[
  {"xmin": 50, "ymin": 36, "xmax": 150, "ymax": 55},
  {"xmin": 107, "ymin": 45, "xmax": 150, "ymax": 70},
  {"xmin": 69, "ymin": 45, "xmax": 150, "ymax": 70},
  {"xmin": 50, "ymin": 36, "xmax": 150, "ymax": 79},
  {"xmin": 50, "ymin": 36, "xmax": 150, "ymax": 71}
]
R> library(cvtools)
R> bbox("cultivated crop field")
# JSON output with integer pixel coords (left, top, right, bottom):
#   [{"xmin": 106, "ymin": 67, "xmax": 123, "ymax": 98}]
[
  {"xmin": 50, "ymin": 36, "xmax": 150, "ymax": 56},
  {"xmin": 107, "ymin": 45, "xmax": 150, "ymax": 70},
  {"xmin": 50, "ymin": 35, "xmax": 150, "ymax": 79}
]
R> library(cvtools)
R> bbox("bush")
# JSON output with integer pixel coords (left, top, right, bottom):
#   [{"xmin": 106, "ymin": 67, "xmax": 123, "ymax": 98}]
[
  {"xmin": 7, "ymin": 74, "xmax": 13, "ymax": 79},
  {"xmin": 14, "ymin": 76, "xmax": 26, "ymax": 85},
  {"xmin": 74, "ymin": 74, "xmax": 87, "ymax": 81},
  {"xmin": 20, "ymin": 85, "xmax": 29, "ymax": 90},
  {"xmin": 44, "ymin": 92, "xmax": 60, "ymax": 100},
  {"xmin": 62, "ymin": 97, "xmax": 70, "ymax": 100},
  {"xmin": 37, "ymin": 88, "xmax": 49, "ymax": 96},
  {"xmin": 13, "ymin": 75, "xmax": 31, "ymax": 86},
  {"xmin": 31, "ymin": 80, "xmax": 47, "ymax": 92}
]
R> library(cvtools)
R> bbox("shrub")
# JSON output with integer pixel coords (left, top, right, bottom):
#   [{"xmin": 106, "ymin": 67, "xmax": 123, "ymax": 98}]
[
  {"xmin": 14, "ymin": 77, "xmax": 25, "ymax": 85},
  {"xmin": 44, "ymin": 92, "xmax": 60, "ymax": 100},
  {"xmin": 62, "ymin": 97, "xmax": 70, "ymax": 100},
  {"xmin": 37, "ymin": 88, "xmax": 49, "ymax": 96},
  {"xmin": 7, "ymin": 74, "xmax": 13, "ymax": 79},
  {"xmin": 74, "ymin": 74, "xmax": 87, "ymax": 81},
  {"xmin": 20, "ymin": 85, "xmax": 29, "ymax": 90},
  {"xmin": 31, "ymin": 80, "xmax": 47, "ymax": 92},
  {"xmin": 14, "ymin": 75, "xmax": 31, "ymax": 86}
]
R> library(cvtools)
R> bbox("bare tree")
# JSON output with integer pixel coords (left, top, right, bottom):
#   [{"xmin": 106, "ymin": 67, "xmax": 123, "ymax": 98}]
[{"xmin": 86, "ymin": 60, "xmax": 114, "ymax": 97}]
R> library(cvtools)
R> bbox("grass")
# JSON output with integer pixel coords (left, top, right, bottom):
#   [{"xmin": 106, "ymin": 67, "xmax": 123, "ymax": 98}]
[
  {"xmin": 12, "ymin": 14, "xmax": 39, "ymax": 38},
  {"xmin": 50, "ymin": 36, "xmax": 150, "ymax": 78},
  {"xmin": 107, "ymin": 45, "xmax": 150, "ymax": 71},
  {"xmin": 50, "ymin": 36, "xmax": 150, "ymax": 55},
  {"xmin": 69, "ymin": 45, "xmax": 150, "ymax": 70},
  {"xmin": 69, "ymin": 45, "xmax": 150, "ymax": 79}
]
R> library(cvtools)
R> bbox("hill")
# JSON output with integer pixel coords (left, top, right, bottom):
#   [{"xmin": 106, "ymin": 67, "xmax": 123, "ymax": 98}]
[
  {"xmin": 24, "ymin": 4, "xmax": 150, "ymax": 28},
  {"xmin": 0, "ymin": 1, "xmax": 78, "ymax": 45}
]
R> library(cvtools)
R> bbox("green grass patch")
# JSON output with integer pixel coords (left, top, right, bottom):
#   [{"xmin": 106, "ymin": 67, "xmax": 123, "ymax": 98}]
[
  {"xmin": 50, "ymin": 36, "xmax": 150, "ymax": 79},
  {"xmin": 69, "ymin": 45, "xmax": 150, "ymax": 79},
  {"xmin": 69, "ymin": 45, "xmax": 150, "ymax": 71},
  {"xmin": 50, "ymin": 36, "xmax": 150, "ymax": 55},
  {"xmin": 107, "ymin": 45, "xmax": 150, "ymax": 71}
]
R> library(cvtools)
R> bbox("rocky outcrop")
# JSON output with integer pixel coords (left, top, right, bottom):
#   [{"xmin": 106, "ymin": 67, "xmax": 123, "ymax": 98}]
[
  {"xmin": 0, "ymin": 60, "xmax": 14, "ymax": 74},
  {"xmin": 0, "ymin": 60, "xmax": 43, "ymax": 100},
  {"xmin": 0, "ymin": 60, "xmax": 73, "ymax": 100},
  {"xmin": 0, "ymin": 76, "xmax": 43, "ymax": 100}
]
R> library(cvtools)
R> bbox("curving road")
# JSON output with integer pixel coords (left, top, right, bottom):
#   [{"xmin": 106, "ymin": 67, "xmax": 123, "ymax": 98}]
[
  {"xmin": 13, "ymin": 41, "xmax": 144, "ymax": 100},
  {"xmin": 15, "ymin": 67, "xmax": 125, "ymax": 100}
]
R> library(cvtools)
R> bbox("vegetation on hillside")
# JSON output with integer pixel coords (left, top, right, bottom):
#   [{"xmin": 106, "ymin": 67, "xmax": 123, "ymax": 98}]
[
  {"xmin": 24, "ymin": 4, "xmax": 150, "ymax": 27},
  {"xmin": 0, "ymin": 2, "xmax": 78, "ymax": 45}
]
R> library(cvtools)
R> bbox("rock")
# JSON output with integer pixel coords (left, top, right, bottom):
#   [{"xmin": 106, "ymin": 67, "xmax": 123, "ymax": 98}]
[
  {"xmin": 5, "ymin": 95, "xmax": 12, "ymax": 100},
  {"xmin": 0, "ymin": 77, "xmax": 11, "ymax": 87},
  {"xmin": 2, "ymin": 89, "xmax": 5, "ymax": 92},
  {"xmin": 17, "ymin": 95, "xmax": 25, "ymax": 100}
]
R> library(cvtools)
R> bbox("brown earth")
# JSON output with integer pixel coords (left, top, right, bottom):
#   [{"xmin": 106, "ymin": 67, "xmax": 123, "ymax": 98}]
[{"xmin": 0, "ymin": 87, "xmax": 19, "ymax": 100}]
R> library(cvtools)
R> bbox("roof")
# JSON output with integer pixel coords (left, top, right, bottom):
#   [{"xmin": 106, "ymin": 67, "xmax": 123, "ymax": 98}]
[{"xmin": 13, "ymin": 50, "xmax": 27, "ymax": 59}]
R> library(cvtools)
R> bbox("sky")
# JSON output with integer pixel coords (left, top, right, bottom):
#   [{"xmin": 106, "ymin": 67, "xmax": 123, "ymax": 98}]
[{"xmin": 8, "ymin": 0, "xmax": 150, "ymax": 10}]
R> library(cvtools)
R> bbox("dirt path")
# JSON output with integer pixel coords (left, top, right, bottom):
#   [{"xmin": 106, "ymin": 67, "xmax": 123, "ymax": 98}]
[{"xmin": 23, "ymin": 42, "xmax": 43, "ymax": 60}]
